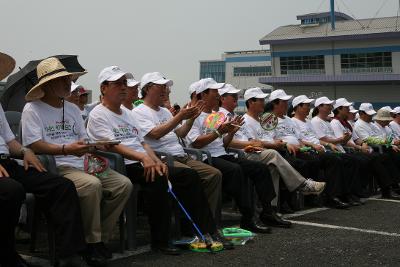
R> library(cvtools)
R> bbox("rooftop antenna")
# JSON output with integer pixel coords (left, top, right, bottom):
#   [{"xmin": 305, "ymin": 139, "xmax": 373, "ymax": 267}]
[{"xmin": 330, "ymin": 0, "xmax": 336, "ymax": 30}]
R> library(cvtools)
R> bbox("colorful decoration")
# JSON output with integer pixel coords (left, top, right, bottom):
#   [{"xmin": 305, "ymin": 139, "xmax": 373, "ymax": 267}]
[{"xmin": 204, "ymin": 112, "xmax": 226, "ymax": 130}]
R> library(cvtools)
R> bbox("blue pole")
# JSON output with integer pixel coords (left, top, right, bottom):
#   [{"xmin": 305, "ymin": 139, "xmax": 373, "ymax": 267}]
[{"xmin": 330, "ymin": 0, "xmax": 336, "ymax": 30}]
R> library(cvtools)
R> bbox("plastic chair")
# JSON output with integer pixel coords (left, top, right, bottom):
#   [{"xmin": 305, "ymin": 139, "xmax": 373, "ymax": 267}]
[{"xmin": 4, "ymin": 111, "xmax": 22, "ymax": 142}]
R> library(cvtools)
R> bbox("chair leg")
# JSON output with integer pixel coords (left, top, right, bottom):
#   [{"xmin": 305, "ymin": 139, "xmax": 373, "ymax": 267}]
[{"xmin": 119, "ymin": 213, "xmax": 125, "ymax": 253}]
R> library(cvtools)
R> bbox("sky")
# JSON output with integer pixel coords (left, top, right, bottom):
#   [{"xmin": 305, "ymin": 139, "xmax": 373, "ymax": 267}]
[{"xmin": 1, "ymin": 0, "xmax": 399, "ymax": 105}]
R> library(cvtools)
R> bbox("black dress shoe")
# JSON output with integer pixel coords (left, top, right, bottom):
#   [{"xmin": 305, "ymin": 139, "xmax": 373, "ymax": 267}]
[
  {"xmin": 94, "ymin": 242, "xmax": 112, "ymax": 259},
  {"xmin": 240, "ymin": 220, "xmax": 272, "ymax": 234},
  {"xmin": 151, "ymin": 244, "xmax": 181, "ymax": 255},
  {"xmin": 83, "ymin": 246, "xmax": 107, "ymax": 267},
  {"xmin": 59, "ymin": 255, "xmax": 89, "ymax": 267},
  {"xmin": 325, "ymin": 197, "xmax": 350, "ymax": 209},
  {"xmin": 341, "ymin": 195, "xmax": 361, "ymax": 207},
  {"xmin": 259, "ymin": 211, "xmax": 292, "ymax": 228},
  {"xmin": 279, "ymin": 202, "xmax": 294, "ymax": 214},
  {"xmin": 212, "ymin": 231, "xmax": 234, "ymax": 250},
  {"xmin": 15, "ymin": 253, "xmax": 30, "ymax": 267},
  {"xmin": 382, "ymin": 189, "xmax": 400, "ymax": 200}
]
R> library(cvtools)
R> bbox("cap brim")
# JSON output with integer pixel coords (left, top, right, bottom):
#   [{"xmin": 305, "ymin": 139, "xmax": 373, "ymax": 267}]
[
  {"xmin": 154, "ymin": 78, "xmax": 173, "ymax": 87},
  {"xmin": 374, "ymin": 116, "xmax": 392, "ymax": 121},
  {"xmin": 270, "ymin": 95, "xmax": 293, "ymax": 101},
  {"xmin": 302, "ymin": 99, "xmax": 314, "ymax": 104},
  {"xmin": 255, "ymin": 93, "xmax": 269, "ymax": 99},
  {"xmin": 321, "ymin": 101, "xmax": 334, "ymax": 106},
  {"xmin": 350, "ymin": 109, "xmax": 359, "ymax": 113},
  {"xmin": 342, "ymin": 102, "xmax": 353, "ymax": 107},
  {"xmin": 209, "ymin": 82, "xmax": 225, "ymax": 89},
  {"xmin": 221, "ymin": 89, "xmax": 241, "ymax": 95},
  {"xmin": 106, "ymin": 72, "xmax": 127, "ymax": 82},
  {"xmin": 365, "ymin": 110, "xmax": 377, "ymax": 115},
  {"xmin": 280, "ymin": 95, "xmax": 293, "ymax": 100},
  {"xmin": 127, "ymin": 79, "xmax": 140, "ymax": 87}
]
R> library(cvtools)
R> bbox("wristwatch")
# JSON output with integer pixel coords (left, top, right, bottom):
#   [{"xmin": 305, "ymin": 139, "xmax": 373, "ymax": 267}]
[{"xmin": 214, "ymin": 129, "xmax": 222, "ymax": 138}]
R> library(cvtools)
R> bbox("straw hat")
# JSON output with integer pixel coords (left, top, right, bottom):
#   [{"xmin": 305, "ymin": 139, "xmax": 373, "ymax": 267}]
[
  {"xmin": 25, "ymin": 57, "xmax": 87, "ymax": 101},
  {"xmin": 0, "ymin": 52, "xmax": 16, "ymax": 81},
  {"xmin": 373, "ymin": 109, "xmax": 393, "ymax": 121}
]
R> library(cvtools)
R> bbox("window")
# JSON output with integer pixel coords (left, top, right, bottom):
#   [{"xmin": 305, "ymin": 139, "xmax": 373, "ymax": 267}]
[
  {"xmin": 200, "ymin": 61, "xmax": 225, "ymax": 82},
  {"xmin": 341, "ymin": 52, "xmax": 392, "ymax": 73},
  {"xmin": 280, "ymin": 55, "xmax": 325, "ymax": 75},
  {"xmin": 233, "ymin": 66, "xmax": 271, "ymax": 77}
]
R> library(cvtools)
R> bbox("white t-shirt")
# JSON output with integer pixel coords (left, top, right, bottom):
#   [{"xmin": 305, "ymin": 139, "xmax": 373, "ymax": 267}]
[
  {"xmin": 274, "ymin": 116, "xmax": 301, "ymax": 145},
  {"xmin": 22, "ymin": 100, "xmax": 87, "ymax": 169},
  {"xmin": 187, "ymin": 112, "xmax": 227, "ymax": 158},
  {"xmin": 87, "ymin": 104, "xmax": 146, "ymax": 165},
  {"xmin": 81, "ymin": 108, "xmax": 88, "ymax": 119},
  {"xmin": 389, "ymin": 121, "xmax": 400, "ymax": 139},
  {"xmin": 354, "ymin": 119, "xmax": 383, "ymax": 141},
  {"xmin": 0, "ymin": 104, "xmax": 15, "ymax": 154},
  {"xmin": 330, "ymin": 119, "xmax": 357, "ymax": 145},
  {"xmin": 132, "ymin": 104, "xmax": 185, "ymax": 156},
  {"xmin": 291, "ymin": 117, "xmax": 320, "ymax": 145},
  {"xmin": 235, "ymin": 113, "xmax": 274, "ymax": 142},
  {"xmin": 218, "ymin": 107, "xmax": 235, "ymax": 119},
  {"xmin": 311, "ymin": 116, "xmax": 345, "ymax": 152},
  {"xmin": 373, "ymin": 122, "xmax": 390, "ymax": 139}
]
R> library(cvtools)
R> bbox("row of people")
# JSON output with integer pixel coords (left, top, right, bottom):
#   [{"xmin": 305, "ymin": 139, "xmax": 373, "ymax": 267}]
[
  {"xmin": 2, "ymin": 57, "xmax": 319, "ymax": 266},
  {"xmin": 4, "ymin": 52, "xmax": 399, "ymax": 266}
]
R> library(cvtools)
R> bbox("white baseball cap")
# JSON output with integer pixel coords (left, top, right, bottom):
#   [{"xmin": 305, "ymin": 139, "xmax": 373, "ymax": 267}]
[
  {"xmin": 380, "ymin": 106, "xmax": 393, "ymax": 113},
  {"xmin": 218, "ymin": 84, "xmax": 241, "ymax": 96},
  {"xmin": 269, "ymin": 89, "xmax": 292, "ymax": 102},
  {"xmin": 359, "ymin": 103, "xmax": 376, "ymax": 116},
  {"xmin": 349, "ymin": 106, "xmax": 358, "ymax": 113},
  {"xmin": 140, "ymin": 72, "xmax": 173, "ymax": 90},
  {"xmin": 315, "ymin": 96, "xmax": 334, "ymax": 107},
  {"xmin": 195, "ymin": 78, "xmax": 225, "ymax": 94},
  {"xmin": 244, "ymin": 87, "xmax": 269, "ymax": 101},
  {"xmin": 127, "ymin": 78, "xmax": 140, "ymax": 87},
  {"xmin": 189, "ymin": 80, "xmax": 200, "ymax": 95},
  {"xmin": 98, "ymin": 66, "xmax": 133, "ymax": 85},
  {"xmin": 71, "ymin": 81, "xmax": 82, "ymax": 92},
  {"xmin": 292, "ymin": 95, "xmax": 314, "ymax": 108},
  {"xmin": 333, "ymin": 98, "xmax": 353, "ymax": 110},
  {"xmin": 392, "ymin": 106, "xmax": 400, "ymax": 114}
]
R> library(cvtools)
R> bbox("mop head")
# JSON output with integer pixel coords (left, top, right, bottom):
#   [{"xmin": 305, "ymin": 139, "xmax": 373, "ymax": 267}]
[{"xmin": 189, "ymin": 240, "xmax": 223, "ymax": 253}]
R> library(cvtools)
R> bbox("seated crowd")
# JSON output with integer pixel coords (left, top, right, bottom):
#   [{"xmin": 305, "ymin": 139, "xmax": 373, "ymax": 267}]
[{"xmin": 1, "ymin": 53, "xmax": 400, "ymax": 267}]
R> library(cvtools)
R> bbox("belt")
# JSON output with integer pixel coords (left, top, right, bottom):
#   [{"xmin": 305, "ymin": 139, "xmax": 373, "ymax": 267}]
[{"xmin": 0, "ymin": 154, "xmax": 10, "ymax": 160}]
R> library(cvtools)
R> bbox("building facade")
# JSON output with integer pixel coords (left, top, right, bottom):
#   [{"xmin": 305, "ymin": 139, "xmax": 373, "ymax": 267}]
[
  {"xmin": 259, "ymin": 12, "xmax": 400, "ymax": 108},
  {"xmin": 200, "ymin": 50, "xmax": 272, "ymax": 113}
]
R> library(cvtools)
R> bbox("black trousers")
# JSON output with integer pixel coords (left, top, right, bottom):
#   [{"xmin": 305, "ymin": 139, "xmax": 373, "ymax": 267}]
[
  {"xmin": 0, "ymin": 159, "xmax": 85, "ymax": 261},
  {"xmin": 125, "ymin": 163, "xmax": 215, "ymax": 245},
  {"xmin": 284, "ymin": 152, "xmax": 349, "ymax": 198},
  {"xmin": 0, "ymin": 178, "xmax": 25, "ymax": 266},
  {"xmin": 387, "ymin": 151, "xmax": 400, "ymax": 182},
  {"xmin": 350, "ymin": 152, "xmax": 398, "ymax": 190},
  {"xmin": 209, "ymin": 155, "xmax": 275, "ymax": 221}
]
